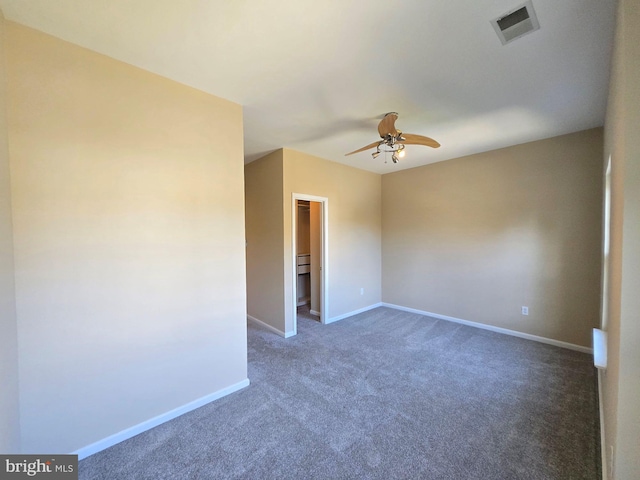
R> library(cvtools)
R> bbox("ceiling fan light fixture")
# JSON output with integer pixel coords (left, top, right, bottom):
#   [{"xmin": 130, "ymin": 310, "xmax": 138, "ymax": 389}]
[{"xmin": 344, "ymin": 112, "xmax": 439, "ymax": 162}]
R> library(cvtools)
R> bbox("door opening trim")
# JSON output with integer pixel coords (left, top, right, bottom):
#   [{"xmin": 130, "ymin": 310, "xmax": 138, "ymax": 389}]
[{"xmin": 291, "ymin": 193, "xmax": 328, "ymax": 335}]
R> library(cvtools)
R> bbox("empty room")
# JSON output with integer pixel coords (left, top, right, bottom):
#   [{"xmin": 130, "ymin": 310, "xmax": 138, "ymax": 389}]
[{"xmin": 1, "ymin": 1, "xmax": 639, "ymax": 479}]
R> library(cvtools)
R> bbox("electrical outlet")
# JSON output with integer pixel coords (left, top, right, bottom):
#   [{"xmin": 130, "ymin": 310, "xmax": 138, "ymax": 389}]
[
  {"xmin": 360, "ymin": 288, "xmax": 364, "ymax": 295},
  {"xmin": 521, "ymin": 306, "xmax": 529, "ymax": 315}
]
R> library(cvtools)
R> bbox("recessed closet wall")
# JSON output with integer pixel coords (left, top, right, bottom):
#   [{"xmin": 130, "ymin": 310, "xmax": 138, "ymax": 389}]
[{"xmin": 296, "ymin": 200, "xmax": 311, "ymax": 307}]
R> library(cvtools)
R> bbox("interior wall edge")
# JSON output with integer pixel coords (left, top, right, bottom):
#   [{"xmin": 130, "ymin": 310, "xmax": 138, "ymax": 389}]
[
  {"xmin": 73, "ymin": 379, "xmax": 250, "ymax": 460},
  {"xmin": 381, "ymin": 303, "xmax": 593, "ymax": 354},
  {"xmin": 247, "ymin": 315, "xmax": 292, "ymax": 338},
  {"xmin": 598, "ymin": 369, "xmax": 607, "ymax": 480},
  {"xmin": 0, "ymin": 6, "xmax": 21, "ymax": 454},
  {"xmin": 325, "ymin": 303, "xmax": 383, "ymax": 325}
]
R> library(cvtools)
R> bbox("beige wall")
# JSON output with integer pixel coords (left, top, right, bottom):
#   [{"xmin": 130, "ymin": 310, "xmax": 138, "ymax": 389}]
[
  {"xmin": 297, "ymin": 202, "xmax": 310, "ymax": 254},
  {"xmin": 602, "ymin": 0, "xmax": 640, "ymax": 478},
  {"xmin": 245, "ymin": 151, "xmax": 286, "ymax": 332},
  {"xmin": 245, "ymin": 149, "xmax": 382, "ymax": 335},
  {"xmin": 283, "ymin": 149, "xmax": 382, "ymax": 333},
  {"xmin": 382, "ymin": 129, "xmax": 603, "ymax": 348},
  {"xmin": 7, "ymin": 23, "xmax": 247, "ymax": 453},
  {"xmin": 0, "ymin": 11, "xmax": 20, "ymax": 453}
]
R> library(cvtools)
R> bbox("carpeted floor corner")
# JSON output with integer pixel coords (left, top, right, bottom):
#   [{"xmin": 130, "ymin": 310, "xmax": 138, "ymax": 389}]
[{"xmin": 79, "ymin": 307, "xmax": 600, "ymax": 479}]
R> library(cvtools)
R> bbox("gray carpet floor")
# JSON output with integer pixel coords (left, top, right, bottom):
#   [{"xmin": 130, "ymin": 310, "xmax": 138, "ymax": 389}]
[{"xmin": 79, "ymin": 307, "xmax": 600, "ymax": 479}]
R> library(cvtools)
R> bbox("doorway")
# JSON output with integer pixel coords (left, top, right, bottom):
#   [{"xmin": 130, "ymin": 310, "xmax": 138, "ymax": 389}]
[{"xmin": 292, "ymin": 194, "xmax": 328, "ymax": 334}]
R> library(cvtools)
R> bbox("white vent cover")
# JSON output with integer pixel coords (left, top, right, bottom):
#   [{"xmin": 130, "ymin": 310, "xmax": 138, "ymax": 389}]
[{"xmin": 491, "ymin": 1, "xmax": 540, "ymax": 45}]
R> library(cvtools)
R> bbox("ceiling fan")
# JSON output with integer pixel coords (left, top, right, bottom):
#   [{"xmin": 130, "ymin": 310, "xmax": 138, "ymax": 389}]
[{"xmin": 345, "ymin": 112, "xmax": 440, "ymax": 163}]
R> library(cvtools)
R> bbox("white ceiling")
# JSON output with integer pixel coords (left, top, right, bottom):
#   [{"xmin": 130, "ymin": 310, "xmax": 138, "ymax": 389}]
[{"xmin": 0, "ymin": 0, "xmax": 616, "ymax": 174}]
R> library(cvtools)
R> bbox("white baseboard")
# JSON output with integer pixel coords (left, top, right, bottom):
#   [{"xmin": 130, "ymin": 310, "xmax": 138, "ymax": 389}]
[
  {"xmin": 598, "ymin": 369, "xmax": 607, "ymax": 480},
  {"xmin": 310, "ymin": 309, "xmax": 320, "ymax": 317},
  {"xmin": 381, "ymin": 303, "xmax": 592, "ymax": 354},
  {"xmin": 247, "ymin": 315, "xmax": 293, "ymax": 338},
  {"xmin": 73, "ymin": 378, "xmax": 250, "ymax": 460},
  {"xmin": 326, "ymin": 303, "xmax": 383, "ymax": 325}
]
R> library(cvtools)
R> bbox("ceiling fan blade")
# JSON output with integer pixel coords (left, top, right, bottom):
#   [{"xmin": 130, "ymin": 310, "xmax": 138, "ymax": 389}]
[
  {"xmin": 397, "ymin": 133, "xmax": 441, "ymax": 148},
  {"xmin": 377, "ymin": 112, "xmax": 400, "ymax": 138},
  {"xmin": 345, "ymin": 141, "xmax": 381, "ymax": 156}
]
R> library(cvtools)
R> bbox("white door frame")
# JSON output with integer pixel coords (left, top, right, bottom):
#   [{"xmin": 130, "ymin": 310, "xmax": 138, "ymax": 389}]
[{"xmin": 291, "ymin": 193, "xmax": 328, "ymax": 334}]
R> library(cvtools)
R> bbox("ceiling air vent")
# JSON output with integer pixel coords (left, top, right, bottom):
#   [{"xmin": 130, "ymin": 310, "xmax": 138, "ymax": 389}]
[{"xmin": 491, "ymin": 1, "xmax": 540, "ymax": 45}]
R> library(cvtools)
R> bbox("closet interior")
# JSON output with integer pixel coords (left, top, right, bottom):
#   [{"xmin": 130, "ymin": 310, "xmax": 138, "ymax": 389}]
[{"xmin": 296, "ymin": 200, "xmax": 321, "ymax": 322}]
